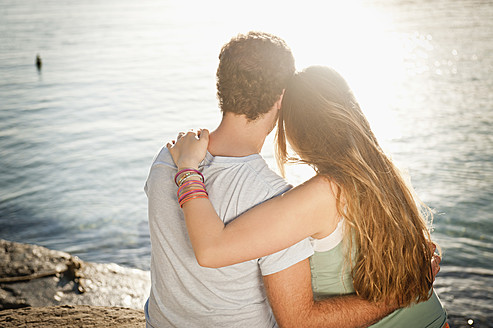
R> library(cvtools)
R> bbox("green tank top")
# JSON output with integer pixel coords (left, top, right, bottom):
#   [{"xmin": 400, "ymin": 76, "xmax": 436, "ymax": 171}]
[{"xmin": 310, "ymin": 242, "xmax": 447, "ymax": 327}]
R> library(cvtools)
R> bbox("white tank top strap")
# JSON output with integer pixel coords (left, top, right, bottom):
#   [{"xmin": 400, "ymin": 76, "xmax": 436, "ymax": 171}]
[{"xmin": 309, "ymin": 219, "xmax": 345, "ymax": 252}]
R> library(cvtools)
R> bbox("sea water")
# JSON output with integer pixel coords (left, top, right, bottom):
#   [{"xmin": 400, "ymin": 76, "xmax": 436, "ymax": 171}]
[{"xmin": 1, "ymin": 0, "xmax": 492, "ymax": 325}]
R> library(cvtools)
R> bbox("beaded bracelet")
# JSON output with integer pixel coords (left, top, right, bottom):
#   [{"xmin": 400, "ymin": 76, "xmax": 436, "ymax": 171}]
[
  {"xmin": 174, "ymin": 168, "xmax": 204, "ymax": 186},
  {"xmin": 176, "ymin": 172, "xmax": 203, "ymax": 187},
  {"xmin": 177, "ymin": 172, "xmax": 204, "ymax": 187}
]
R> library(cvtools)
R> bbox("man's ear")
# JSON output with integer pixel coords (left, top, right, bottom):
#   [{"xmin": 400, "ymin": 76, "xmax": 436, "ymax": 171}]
[{"xmin": 275, "ymin": 90, "xmax": 285, "ymax": 110}]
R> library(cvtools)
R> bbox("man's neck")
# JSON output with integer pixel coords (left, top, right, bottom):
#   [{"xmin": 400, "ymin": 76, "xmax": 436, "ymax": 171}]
[{"xmin": 208, "ymin": 112, "xmax": 276, "ymax": 158}]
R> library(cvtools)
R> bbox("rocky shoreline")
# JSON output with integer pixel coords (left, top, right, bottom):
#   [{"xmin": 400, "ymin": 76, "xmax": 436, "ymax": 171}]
[{"xmin": 0, "ymin": 239, "xmax": 149, "ymax": 327}]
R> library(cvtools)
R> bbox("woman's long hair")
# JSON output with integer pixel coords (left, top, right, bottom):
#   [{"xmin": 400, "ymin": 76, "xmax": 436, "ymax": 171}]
[{"xmin": 276, "ymin": 66, "xmax": 435, "ymax": 306}]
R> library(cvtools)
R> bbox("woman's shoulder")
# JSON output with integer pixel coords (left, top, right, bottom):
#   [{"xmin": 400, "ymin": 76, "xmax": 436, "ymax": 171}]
[
  {"xmin": 285, "ymin": 173, "xmax": 338, "ymax": 205},
  {"xmin": 302, "ymin": 174, "xmax": 338, "ymax": 197},
  {"xmin": 299, "ymin": 175, "xmax": 341, "ymax": 237}
]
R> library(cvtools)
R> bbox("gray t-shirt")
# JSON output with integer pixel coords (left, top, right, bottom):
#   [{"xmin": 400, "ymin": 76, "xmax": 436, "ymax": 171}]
[{"xmin": 144, "ymin": 148, "xmax": 314, "ymax": 328}]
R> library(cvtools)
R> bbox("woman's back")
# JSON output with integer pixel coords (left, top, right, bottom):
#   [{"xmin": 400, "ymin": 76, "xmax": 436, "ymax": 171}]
[{"xmin": 310, "ymin": 223, "xmax": 447, "ymax": 328}]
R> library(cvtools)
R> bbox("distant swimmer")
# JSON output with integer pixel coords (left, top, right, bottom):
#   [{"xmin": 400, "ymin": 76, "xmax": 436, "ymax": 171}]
[{"xmin": 36, "ymin": 54, "xmax": 42, "ymax": 71}]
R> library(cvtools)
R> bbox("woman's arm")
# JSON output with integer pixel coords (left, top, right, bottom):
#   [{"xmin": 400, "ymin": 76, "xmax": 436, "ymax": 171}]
[
  {"xmin": 168, "ymin": 130, "xmax": 340, "ymax": 267},
  {"xmin": 182, "ymin": 176, "xmax": 340, "ymax": 267}
]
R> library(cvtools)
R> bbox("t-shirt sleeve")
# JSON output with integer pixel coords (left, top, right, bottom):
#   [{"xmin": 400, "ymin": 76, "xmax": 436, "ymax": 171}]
[
  {"xmin": 144, "ymin": 147, "xmax": 177, "ymax": 197},
  {"xmin": 258, "ymin": 238, "xmax": 314, "ymax": 276},
  {"xmin": 254, "ymin": 169, "xmax": 315, "ymax": 276}
]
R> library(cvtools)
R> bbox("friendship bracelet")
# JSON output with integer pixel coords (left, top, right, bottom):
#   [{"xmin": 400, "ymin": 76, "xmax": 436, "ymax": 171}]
[
  {"xmin": 180, "ymin": 193, "xmax": 208, "ymax": 203},
  {"xmin": 179, "ymin": 194, "xmax": 209, "ymax": 208},
  {"xmin": 174, "ymin": 168, "xmax": 209, "ymax": 208},
  {"xmin": 177, "ymin": 175, "xmax": 203, "ymax": 188},
  {"xmin": 179, "ymin": 190, "xmax": 208, "ymax": 204},
  {"xmin": 176, "ymin": 168, "xmax": 201, "ymax": 178},
  {"xmin": 179, "ymin": 190, "xmax": 208, "ymax": 203},
  {"xmin": 177, "ymin": 184, "xmax": 205, "ymax": 199},
  {"xmin": 178, "ymin": 188, "xmax": 207, "ymax": 199},
  {"xmin": 174, "ymin": 169, "xmax": 204, "ymax": 186},
  {"xmin": 176, "ymin": 171, "xmax": 203, "ymax": 186},
  {"xmin": 178, "ymin": 188, "xmax": 209, "ymax": 202},
  {"xmin": 177, "ymin": 173, "xmax": 204, "ymax": 187},
  {"xmin": 177, "ymin": 180, "xmax": 206, "ymax": 196},
  {"xmin": 180, "ymin": 197, "xmax": 208, "ymax": 208}
]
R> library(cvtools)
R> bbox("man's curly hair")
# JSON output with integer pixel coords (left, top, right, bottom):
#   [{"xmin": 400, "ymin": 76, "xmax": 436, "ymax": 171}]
[{"xmin": 216, "ymin": 31, "xmax": 295, "ymax": 121}]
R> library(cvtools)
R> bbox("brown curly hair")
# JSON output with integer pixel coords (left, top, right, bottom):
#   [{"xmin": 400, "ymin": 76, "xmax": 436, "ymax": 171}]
[{"xmin": 217, "ymin": 31, "xmax": 295, "ymax": 121}]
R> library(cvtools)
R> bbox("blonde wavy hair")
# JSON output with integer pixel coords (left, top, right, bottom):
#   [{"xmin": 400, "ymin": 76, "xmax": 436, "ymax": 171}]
[{"xmin": 276, "ymin": 66, "xmax": 435, "ymax": 306}]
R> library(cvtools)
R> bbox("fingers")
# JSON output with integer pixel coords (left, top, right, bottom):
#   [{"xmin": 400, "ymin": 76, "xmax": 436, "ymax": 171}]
[
  {"xmin": 166, "ymin": 139, "xmax": 176, "ymax": 148},
  {"xmin": 200, "ymin": 128, "xmax": 210, "ymax": 138},
  {"xmin": 426, "ymin": 241, "xmax": 442, "ymax": 283},
  {"xmin": 432, "ymin": 254, "xmax": 441, "ymax": 272},
  {"xmin": 177, "ymin": 129, "xmax": 209, "ymax": 140},
  {"xmin": 198, "ymin": 129, "xmax": 210, "ymax": 142},
  {"xmin": 430, "ymin": 250, "xmax": 441, "ymax": 283},
  {"xmin": 169, "ymin": 128, "xmax": 208, "ymax": 149}
]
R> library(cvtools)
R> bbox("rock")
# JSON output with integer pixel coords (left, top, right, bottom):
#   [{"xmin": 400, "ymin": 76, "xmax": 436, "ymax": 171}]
[
  {"xmin": 0, "ymin": 239, "xmax": 71, "ymax": 279},
  {"xmin": 0, "ymin": 305, "xmax": 145, "ymax": 327},
  {"xmin": 0, "ymin": 239, "xmax": 150, "ymax": 311}
]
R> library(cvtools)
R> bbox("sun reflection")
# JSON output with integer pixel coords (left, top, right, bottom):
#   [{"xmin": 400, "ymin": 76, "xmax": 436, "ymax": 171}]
[
  {"xmin": 188, "ymin": 0, "xmax": 439, "ymax": 172},
  {"xmin": 278, "ymin": 6, "xmax": 438, "ymax": 152},
  {"xmin": 273, "ymin": 1, "xmax": 410, "ymax": 145},
  {"xmin": 184, "ymin": 1, "xmax": 437, "ymax": 146}
]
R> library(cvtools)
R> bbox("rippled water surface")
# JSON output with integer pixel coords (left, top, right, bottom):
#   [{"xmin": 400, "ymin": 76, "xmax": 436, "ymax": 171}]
[{"xmin": 1, "ymin": 0, "xmax": 492, "ymax": 325}]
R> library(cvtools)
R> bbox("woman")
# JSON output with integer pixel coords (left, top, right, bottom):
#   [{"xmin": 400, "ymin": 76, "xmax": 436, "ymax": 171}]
[{"xmin": 168, "ymin": 66, "xmax": 447, "ymax": 327}]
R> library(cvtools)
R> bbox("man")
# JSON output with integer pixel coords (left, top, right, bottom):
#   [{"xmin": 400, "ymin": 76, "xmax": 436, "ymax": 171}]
[{"xmin": 145, "ymin": 31, "xmax": 412, "ymax": 327}]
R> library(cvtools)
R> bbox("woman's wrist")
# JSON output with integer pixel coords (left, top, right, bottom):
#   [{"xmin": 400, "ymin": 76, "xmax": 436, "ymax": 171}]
[{"xmin": 174, "ymin": 167, "xmax": 208, "ymax": 208}]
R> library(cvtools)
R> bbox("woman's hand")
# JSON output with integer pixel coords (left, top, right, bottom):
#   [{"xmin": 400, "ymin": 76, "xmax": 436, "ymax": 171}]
[
  {"xmin": 429, "ymin": 242, "xmax": 441, "ymax": 283},
  {"xmin": 167, "ymin": 129, "xmax": 209, "ymax": 170}
]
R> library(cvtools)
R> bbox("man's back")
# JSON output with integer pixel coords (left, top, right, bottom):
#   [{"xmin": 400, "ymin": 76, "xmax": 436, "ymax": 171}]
[{"xmin": 144, "ymin": 148, "xmax": 312, "ymax": 327}]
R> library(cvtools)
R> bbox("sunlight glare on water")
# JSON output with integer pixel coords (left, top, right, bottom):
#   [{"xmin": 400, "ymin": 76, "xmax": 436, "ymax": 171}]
[
  {"xmin": 147, "ymin": 0, "xmax": 421, "ymax": 174},
  {"xmin": 145, "ymin": 0, "xmax": 429, "ymax": 151},
  {"xmin": 237, "ymin": 0, "xmax": 436, "ymax": 182}
]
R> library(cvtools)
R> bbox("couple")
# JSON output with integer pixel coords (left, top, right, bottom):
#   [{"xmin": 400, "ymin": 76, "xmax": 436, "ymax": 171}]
[{"xmin": 145, "ymin": 31, "xmax": 447, "ymax": 327}]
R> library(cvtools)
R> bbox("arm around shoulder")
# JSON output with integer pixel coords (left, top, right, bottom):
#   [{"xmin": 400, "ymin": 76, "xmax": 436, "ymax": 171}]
[{"xmin": 182, "ymin": 175, "xmax": 340, "ymax": 268}]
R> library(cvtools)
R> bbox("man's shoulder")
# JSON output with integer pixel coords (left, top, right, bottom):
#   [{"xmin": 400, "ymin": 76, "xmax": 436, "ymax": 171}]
[
  {"xmin": 145, "ymin": 146, "xmax": 176, "ymax": 195},
  {"xmin": 246, "ymin": 159, "xmax": 291, "ymax": 194},
  {"xmin": 206, "ymin": 154, "xmax": 291, "ymax": 197},
  {"xmin": 150, "ymin": 146, "xmax": 176, "ymax": 169}
]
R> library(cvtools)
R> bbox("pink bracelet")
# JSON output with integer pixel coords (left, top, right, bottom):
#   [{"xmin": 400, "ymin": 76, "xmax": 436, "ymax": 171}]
[
  {"xmin": 178, "ymin": 188, "xmax": 209, "ymax": 203},
  {"xmin": 179, "ymin": 194, "xmax": 209, "ymax": 208},
  {"xmin": 177, "ymin": 180, "xmax": 205, "ymax": 195}
]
